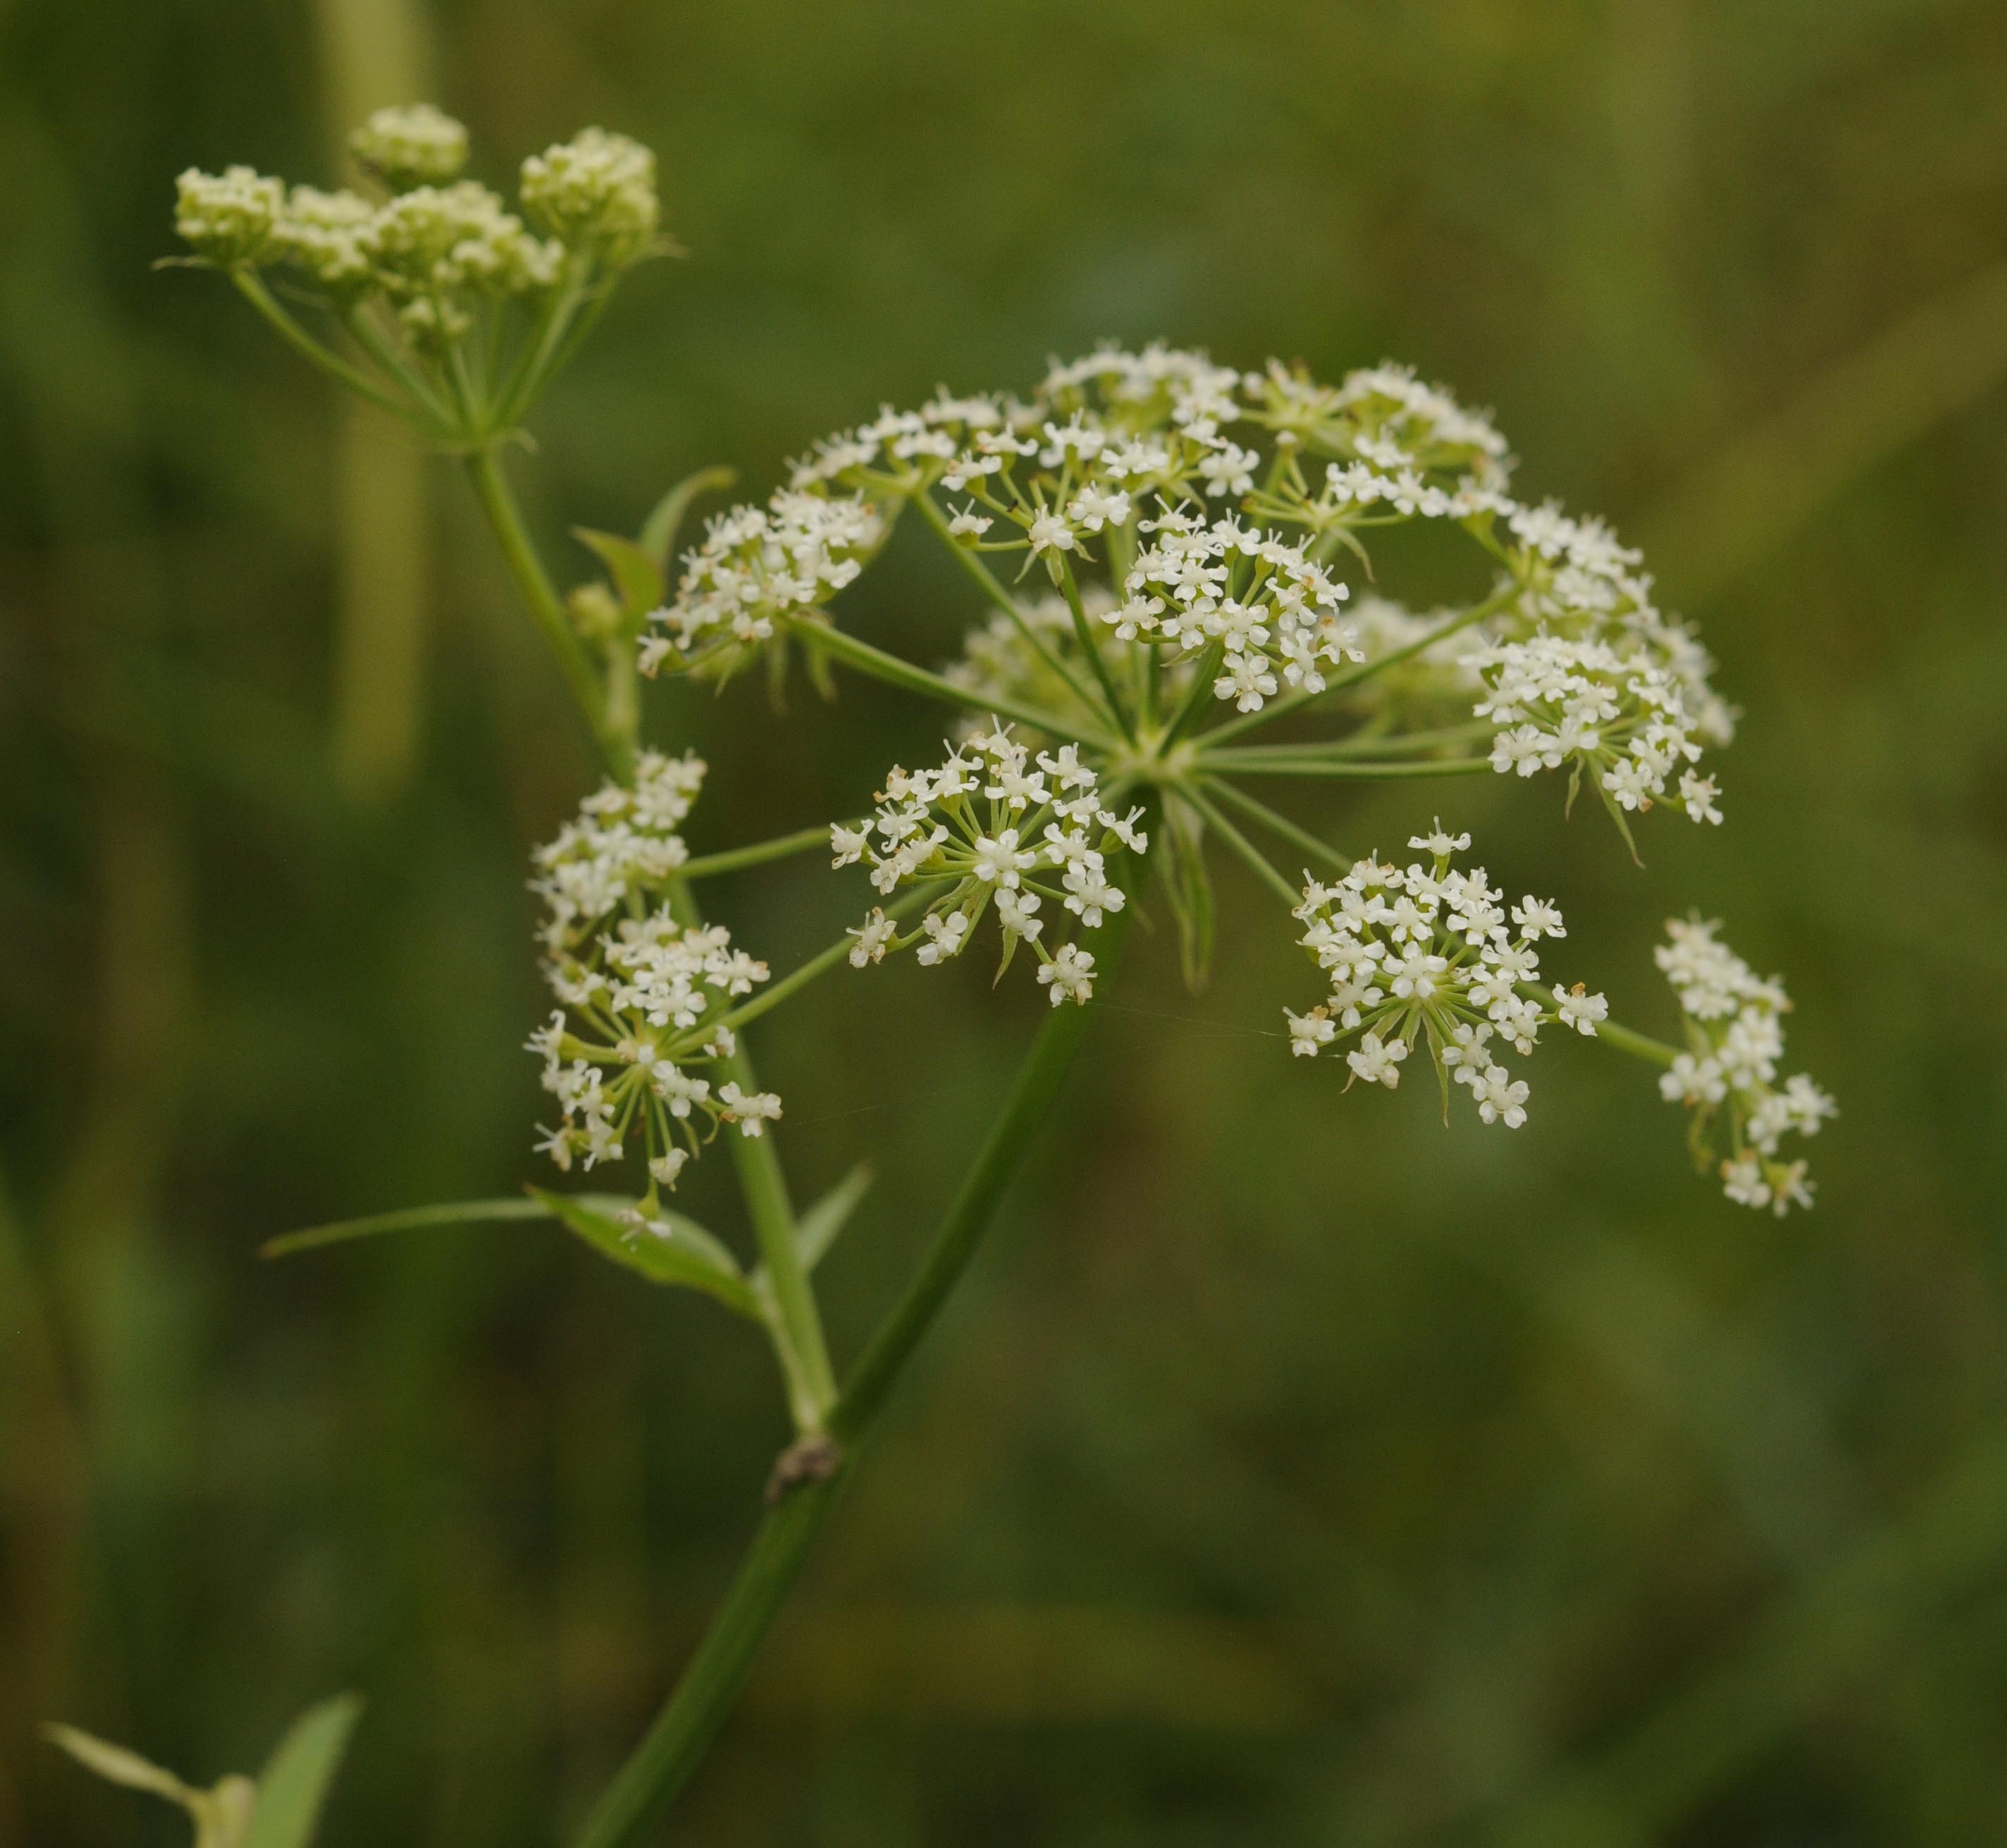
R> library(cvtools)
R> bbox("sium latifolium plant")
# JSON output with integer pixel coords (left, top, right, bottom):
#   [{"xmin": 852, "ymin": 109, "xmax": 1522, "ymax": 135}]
[{"xmin": 97, "ymin": 106, "xmax": 1835, "ymax": 1844}]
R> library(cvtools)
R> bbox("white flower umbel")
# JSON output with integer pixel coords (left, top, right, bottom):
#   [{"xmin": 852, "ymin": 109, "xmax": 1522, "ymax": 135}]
[
  {"xmin": 526, "ymin": 753, "xmax": 778, "ymax": 1202},
  {"xmin": 833, "ymin": 723, "xmax": 1145, "ymax": 1004},
  {"xmin": 529, "ymin": 750, "xmax": 705, "ymax": 953},
  {"xmin": 174, "ymin": 165, "xmax": 285, "ymax": 265},
  {"xmin": 1285, "ymin": 823, "xmax": 1606, "ymax": 1128},
  {"xmin": 1654, "ymin": 916, "xmax": 1834, "ymax": 1214},
  {"xmin": 519, "ymin": 127, "xmax": 660, "ymax": 266},
  {"xmin": 639, "ymin": 493, "xmax": 887, "ymax": 682},
  {"xmin": 348, "ymin": 104, "xmax": 470, "ymax": 191},
  {"xmin": 655, "ymin": 345, "xmax": 1731, "ymax": 845},
  {"xmin": 1109, "ymin": 507, "xmax": 1360, "ymax": 713}
]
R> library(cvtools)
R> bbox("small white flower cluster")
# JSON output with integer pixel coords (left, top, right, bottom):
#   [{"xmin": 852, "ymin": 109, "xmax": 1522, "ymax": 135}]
[
  {"xmin": 1107, "ymin": 507, "xmax": 1359, "ymax": 713},
  {"xmin": 639, "ymin": 492, "xmax": 886, "ymax": 680},
  {"xmin": 526, "ymin": 758, "xmax": 778, "ymax": 1195},
  {"xmin": 359, "ymin": 179, "xmax": 564, "ymax": 340},
  {"xmin": 174, "ymin": 165, "xmax": 285, "ymax": 266},
  {"xmin": 1285, "ymin": 824, "xmax": 1607, "ymax": 1128},
  {"xmin": 1458, "ymin": 501, "xmax": 1735, "ymax": 827},
  {"xmin": 519, "ymin": 127, "xmax": 660, "ymax": 265},
  {"xmin": 1470, "ymin": 634, "xmax": 1724, "ymax": 825},
  {"xmin": 1655, "ymin": 917, "xmax": 1834, "ymax": 1214},
  {"xmin": 347, "ymin": 103, "xmax": 469, "ymax": 190},
  {"xmin": 529, "ymin": 751, "xmax": 705, "ymax": 953},
  {"xmin": 832, "ymin": 725, "xmax": 1147, "ymax": 1005}
]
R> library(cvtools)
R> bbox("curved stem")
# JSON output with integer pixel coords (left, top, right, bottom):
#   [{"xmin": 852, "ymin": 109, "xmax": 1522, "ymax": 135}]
[
  {"xmin": 463, "ymin": 447, "xmax": 619, "ymax": 768},
  {"xmin": 1198, "ymin": 776, "xmax": 1352, "ymax": 875},
  {"xmin": 1178, "ymin": 783, "xmax": 1300, "ymax": 907},
  {"xmin": 1057, "ymin": 559, "xmax": 1133, "ymax": 740},
  {"xmin": 574, "ymin": 853, "xmax": 1144, "ymax": 1848},
  {"xmin": 230, "ymin": 271, "xmax": 413, "ymax": 417},
  {"xmin": 679, "ymin": 826, "xmax": 833, "ymax": 880},
  {"xmin": 791, "ymin": 618, "xmax": 1118, "ymax": 749},
  {"xmin": 913, "ymin": 493, "xmax": 1111, "ymax": 725}
]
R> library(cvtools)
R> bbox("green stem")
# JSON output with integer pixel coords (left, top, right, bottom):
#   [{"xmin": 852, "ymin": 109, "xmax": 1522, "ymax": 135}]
[
  {"xmin": 913, "ymin": 493, "xmax": 1111, "ymax": 725},
  {"xmin": 1194, "ymin": 751, "xmax": 1493, "ymax": 780},
  {"xmin": 1058, "ymin": 558, "xmax": 1133, "ymax": 739},
  {"xmin": 791, "ymin": 618, "xmax": 1117, "ymax": 749},
  {"xmin": 662, "ymin": 875, "xmax": 836, "ymax": 1427},
  {"xmin": 679, "ymin": 826, "xmax": 833, "ymax": 880},
  {"xmin": 570, "ymin": 1472, "xmax": 846, "ymax": 1848},
  {"xmin": 463, "ymin": 447, "xmax": 619, "ymax": 768},
  {"xmin": 1178, "ymin": 784, "xmax": 1300, "ymax": 907},
  {"xmin": 1198, "ymin": 776, "xmax": 1352, "ymax": 875},
  {"xmin": 1209, "ymin": 720, "xmax": 1495, "ymax": 762},
  {"xmin": 574, "ymin": 851, "xmax": 1145, "ymax": 1848},
  {"xmin": 712, "ymin": 887, "xmax": 941, "ymax": 1038},
  {"xmin": 230, "ymin": 271, "xmax": 413, "ymax": 418},
  {"xmin": 1197, "ymin": 588, "xmax": 1514, "ymax": 749}
]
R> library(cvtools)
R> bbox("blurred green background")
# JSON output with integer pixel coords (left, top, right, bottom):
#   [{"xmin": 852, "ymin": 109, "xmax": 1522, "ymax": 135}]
[{"xmin": 4, "ymin": 0, "xmax": 2006, "ymax": 1841}]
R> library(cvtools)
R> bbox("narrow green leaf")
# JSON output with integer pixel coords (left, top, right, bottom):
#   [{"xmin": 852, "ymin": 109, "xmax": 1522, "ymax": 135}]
[
  {"xmin": 1162, "ymin": 794, "xmax": 1216, "ymax": 993},
  {"xmin": 754, "ymin": 1162, "xmax": 872, "ymax": 1287},
  {"xmin": 638, "ymin": 464, "xmax": 737, "ymax": 569},
  {"xmin": 42, "ymin": 1722, "xmax": 255, "ymax": 1847},
  {"xmin": 242, "ymin": 1694, "xmax": 362, "ymax": 1848},
  {"xmin": 530, "ymin": 1188, "xmax": 760, "ymax": 1319},
  {"xmin": 43, "ymin": 1724, "xmax": 194, "ymax": 1803},
  {"xmin": 261, "ymin": 1198, "xmax": 548, "ymax": 1259},
  {"xmin": 572, "ymin": 528, "xmax": 664, "ymax": 620}
]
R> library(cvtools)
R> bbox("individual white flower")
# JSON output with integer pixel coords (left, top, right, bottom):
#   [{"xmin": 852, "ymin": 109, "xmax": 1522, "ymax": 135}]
[
  {"xmin": 1286, "ymin": 1006, "xmax": 1335, "ymax": 1057},
  {"xmin": 717, "ymin": 1082, "xmax": 783, "ymax": 1136},
  {"xmin": 1027, "ymin": 510, "xmax": 1077, "ymax": 556},
  {"xmin": 1035, "ymin": 942, "xmax": 1097, "ymax": 1006},
  {"xmin": 847, "ymin": 908, "xmax": 895, "ymax": 966},
  {"xmin": 1346, "ymin": 1031, "xmax": 1409, "ymax": 1088}
]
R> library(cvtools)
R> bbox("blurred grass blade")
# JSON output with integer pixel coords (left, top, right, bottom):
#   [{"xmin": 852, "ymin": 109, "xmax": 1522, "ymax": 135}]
[
  {"xmin": 261, "ymin": 1197, "xmax": 548, "ymax": 1258},
  {"xmin": 531, "ymin": 1188, "xmax": 760, "ymax": 1319},
  {"xmin": 639, "ymin": 464, "xmax": 737, "ymax": 569},
  {"xmin": 242, "ymin": 1693, "xmax": 363, "ymax": 1848},
  {"xmin": 753, "ymin": 1162, "xmax": 872, "ymax": 1292}
]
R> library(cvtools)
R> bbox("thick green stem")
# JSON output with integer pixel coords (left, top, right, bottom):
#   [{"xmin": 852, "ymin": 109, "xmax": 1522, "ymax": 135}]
[
  {"xmin": 834, "ymin": 896, "xmax": 1136, "ymax": 1441},
  {"xmin": 464, "ymin": 447, "xmax": 619, "ymax": 767},
  {"xmin": 570, "ymin": 1472, "xmax": 845, "ymax": 1848},
  {"xmin": 573, "ymin": 856, "xmax": 1143, "ymax": 1848}
]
